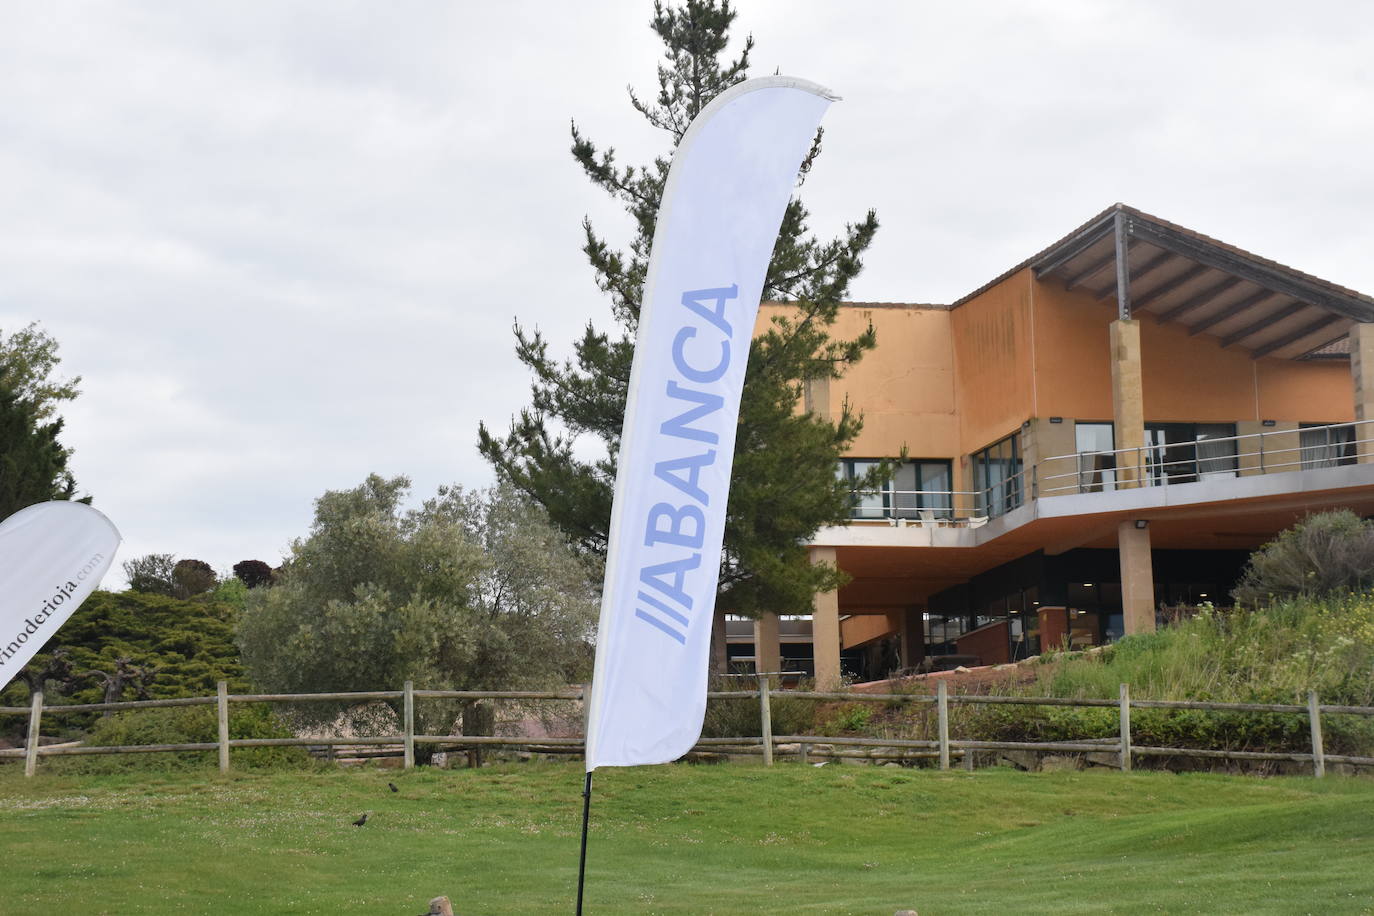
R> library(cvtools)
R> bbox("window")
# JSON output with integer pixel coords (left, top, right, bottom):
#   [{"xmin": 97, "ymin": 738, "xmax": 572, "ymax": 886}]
[
  {"xmin": 838, "ymin": 459, "xmax": 953, "ymax": 520},
  {"xmin": 1074, "ymin": 422, "xmax": 1116, "ymax": 493},
  {"xmin": 1300, "ymin": 423, "xmax": 1356, "ymax": 469},
  {"xmin": 972, "ymin": 433, "xmax": 1023, "ymax": 518},
  {"xmin": 1144, "ymin": 423, "xmax": 1237, "ymax": 484}
]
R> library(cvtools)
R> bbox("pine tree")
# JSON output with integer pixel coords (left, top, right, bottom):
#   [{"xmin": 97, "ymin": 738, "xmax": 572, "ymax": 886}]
[
  {"xmin": 478, "ymin": 0, "xmax": 881, "ymax": 617},
  {"xmin": 0, "ymin": 322, "xmax": 85, "ymax": 518},
  {"xmin": 0, "ymin": 385, "xmax": 79, "ymax": 519}
]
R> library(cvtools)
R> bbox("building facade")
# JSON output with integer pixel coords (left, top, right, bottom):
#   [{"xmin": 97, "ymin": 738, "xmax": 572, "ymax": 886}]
[{"xmin": 722, "ymin": 204, "xmax": 1374, "ymax": 688}]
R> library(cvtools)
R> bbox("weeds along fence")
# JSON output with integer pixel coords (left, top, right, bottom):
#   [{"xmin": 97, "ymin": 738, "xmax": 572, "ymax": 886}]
[{"xmin": 3, "ymin": 678, "xmax": 1373, "ymax": 778}]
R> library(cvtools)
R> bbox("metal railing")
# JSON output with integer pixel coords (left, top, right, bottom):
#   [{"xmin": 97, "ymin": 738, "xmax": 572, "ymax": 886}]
[
  {"xmin": 844, "ymin": 420, "xmax": 1372, "ymax": 521},
  {"xmin": 848, "ymin": 464, "xmax": 1036, "ymax": 523},
  {"xmin": 1037, "ymin": 419, "xmax": 1372, "ymax": 498}
]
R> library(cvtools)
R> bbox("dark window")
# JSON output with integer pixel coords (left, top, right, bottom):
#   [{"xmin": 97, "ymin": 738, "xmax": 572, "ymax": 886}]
[
  {"xmin": 972, "ymin": 433, "xmax": 1023, "ymax": 517},
  {"xmin": 1299, "ymin": 423, "xmax": 1356, "ymax": 469},
  {"xmin": 838, "ymin": 459, "xmax": 954, "ymax": 520},
  {"xmin": 1145, "ymin": 423, "xmax": 1237, "ymax": 484}
]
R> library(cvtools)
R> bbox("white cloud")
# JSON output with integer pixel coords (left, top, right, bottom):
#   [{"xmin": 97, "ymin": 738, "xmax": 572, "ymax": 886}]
[{"xmin": 2, "ymin": 0, "xmax": 1372, "ymax": 582}]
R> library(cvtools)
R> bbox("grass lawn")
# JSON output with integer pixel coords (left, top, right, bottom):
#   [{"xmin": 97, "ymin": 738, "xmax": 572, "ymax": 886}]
[{"xmin": 1, "ymin": 760, "xmax": 1372, "ymax": 914}]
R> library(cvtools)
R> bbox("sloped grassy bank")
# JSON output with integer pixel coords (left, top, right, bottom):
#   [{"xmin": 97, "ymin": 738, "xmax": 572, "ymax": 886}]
[
  {"xmin": 968, "ymin": 593, "xmax": 1374, "ymax": 758},
  {"xmin": 705, "ymin": 593, "xmax": 1374, "ymax": 765}
]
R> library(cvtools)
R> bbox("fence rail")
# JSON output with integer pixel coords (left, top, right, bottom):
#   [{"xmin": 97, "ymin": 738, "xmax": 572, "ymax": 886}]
[{"xmin": 4, "ymin": 678, "xmax": 1371, "ymax": 778}]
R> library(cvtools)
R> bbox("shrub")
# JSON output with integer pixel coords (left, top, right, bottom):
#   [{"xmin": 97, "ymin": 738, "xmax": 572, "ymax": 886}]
[
  {"xmin": 823, "ymin": 703, "xmax": 873, "ymax": 734},
  {"xmin": 46, "ymin": 705, "xmax": 312, "ymax": 774},
  {"xmin": 1233, "ymin": 510, "xmax": 1374, "ymax": 603},
  {"xmin": 171, "ymin": 559, "xmax": 217, "ymax": 599},
  {"xmin": 233, "ymin": 559, "xmax": 275, "ymax": 589},
  {"xmin": 700, "ymin": 677, "xmax": 817, "ymax": 738},
  {"xmin": 1, "ymin": 590, "xmax": 247, "ymax": 740}
]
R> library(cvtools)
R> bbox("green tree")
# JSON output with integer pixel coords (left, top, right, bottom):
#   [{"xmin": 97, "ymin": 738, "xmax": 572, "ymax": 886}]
[
  {"xmin": 477, "ymin": 0, "xmax": 881, "ymax": 617},
  {"xmin": 0, "ymin": 323, "xmax": 84, "ymax": 518},
  {"xmin": 123, "ymin": 553, "xmax": 178, "ymax": 596},
  {"xmin": 235, "ymin": 475, "xmax": 597, "ymax": 733},
  {"xmin": 0, "ymin": 322, "xmax": 81, "ymax": 421}
]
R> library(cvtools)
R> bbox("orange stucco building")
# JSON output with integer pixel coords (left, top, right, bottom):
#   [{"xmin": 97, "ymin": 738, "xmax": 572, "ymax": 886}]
[{"xmin": 726, "ymin": 204, "xmax": 1374, "ymax": 687}]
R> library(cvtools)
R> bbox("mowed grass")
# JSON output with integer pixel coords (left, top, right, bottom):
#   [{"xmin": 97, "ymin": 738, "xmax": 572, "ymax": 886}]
[{"xmin": 1, "ymin": 761, "xmax": 1372, "ymax": 914}]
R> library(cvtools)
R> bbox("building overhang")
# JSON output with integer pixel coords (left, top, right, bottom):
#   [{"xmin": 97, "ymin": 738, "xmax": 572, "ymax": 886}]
[
  {"xmin": 1014, "ymin": 204, "xmax": 1374, "ymax": 361},
  {"xmin": 813, "ymin": 463, "xmax": 1374, "ymax": 610}
]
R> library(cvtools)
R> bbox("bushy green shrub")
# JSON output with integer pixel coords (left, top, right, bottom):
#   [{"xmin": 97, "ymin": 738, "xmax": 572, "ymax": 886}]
[
  {"xmin": 823, "ymin": 703, "xmax": 873, "ymax": 734},
  {"xmin": 700, "ymin": 678, "xmax": 817, "ymax": 738},
  {"xmin": 46, "ymin": 704, "xmax": 312, "ymax": 774},
  {"xmin": 1233, "ymin": 509, "xmax": 1374, "ymax": 603},
  {"xmin": 1, "ymin": 590, "xmax": 247, "ymax": 720}
]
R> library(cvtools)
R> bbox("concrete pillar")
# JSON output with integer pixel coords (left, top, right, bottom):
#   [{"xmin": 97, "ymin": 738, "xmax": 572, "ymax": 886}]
[
  {"xmin": 809, "ymin": 546, "xmax": 843, "ymax": 690},
  {"xmin": 1237, "ymin": 421, "xmax": 1299, "ymax": 476},
  {"xmin": 1037, "ymin": 606, "xmax": 1069, "ymax": 652},
  {"xmin": 803, "ymin": 375, "xmax": 831, "ymax": 420},
  {"xmin": 752, "ymin": 612, "xmax": 781, "ymax": 675},
  {"xmin": 898, "ymin": 606, "xmax": 925, "ymax": 673},
  {"xmin": 1032, "ymin": 417, "xmax": 1077, "ymax": 498},
  {"xmin": 1351, "ymin": 323, "xmax": 1374, "ymax": 462},
  {"xmin": 710, "ymin": 608, "xmax": 728, "ymax": 676},
  {"xmin": 1118, "ymin": 520, "xmax": 1156, "ymax": 635},
  {"xmin": 1110, "ymin": 320, "xmax": 1146, "ymax": 487}
]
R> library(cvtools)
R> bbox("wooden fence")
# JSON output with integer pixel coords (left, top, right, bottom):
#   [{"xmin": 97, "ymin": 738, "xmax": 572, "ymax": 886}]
[{"xmin": 3, "ymin": 678, "xmax": 1373, "ymax": 778}]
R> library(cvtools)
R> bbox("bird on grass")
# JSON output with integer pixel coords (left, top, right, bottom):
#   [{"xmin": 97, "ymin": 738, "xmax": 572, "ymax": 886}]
[
  {"xmin": 388, "ymin": 782, "xmax": 398, "ymax": 793},
  {"xmin": 352, "ymin": 813, "xmax": 369, "ymax": 827}
]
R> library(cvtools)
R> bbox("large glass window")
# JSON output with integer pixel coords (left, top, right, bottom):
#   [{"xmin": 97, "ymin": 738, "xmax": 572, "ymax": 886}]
[
  {"xmin": 1300, "ymin": 423, "xmax": 1356, "ymax": 469},
  {"xmin": 1145, "ymin": 423, "xmax": 1237, "ymax": 484},
  {"xmin": 838, "ymin": 458, "xmax": 953, "ymax": 520},
  {"xmin": 1074, "ymin": 422, "xmax": 1116, "ymax": 493},
  {"xmin": 972, "ymin": 433, "xmax": 1023, "ymax": 518}
]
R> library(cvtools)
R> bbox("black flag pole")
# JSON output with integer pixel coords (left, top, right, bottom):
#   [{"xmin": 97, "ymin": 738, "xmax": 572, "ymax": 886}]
[{"xmin": 576, "ymin": 770, "xmax": 593, "ymax": 915}]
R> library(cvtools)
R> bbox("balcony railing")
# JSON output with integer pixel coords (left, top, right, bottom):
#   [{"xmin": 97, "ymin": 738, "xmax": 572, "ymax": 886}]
[{"xmin": 845, "ymin": 420, "xmax": 1373, "ymax": 523}]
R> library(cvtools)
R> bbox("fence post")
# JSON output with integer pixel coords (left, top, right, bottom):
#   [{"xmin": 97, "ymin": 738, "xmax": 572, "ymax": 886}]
[
  {"xmin": 757, "ymin": 673, "xmax": 773, "ymax": 767},
  {"xmin": 403, "ymin": 680, "xmax": 415, "ymax": 770},
  {"xmin": 1308, "ymin": 690, "xmax": 1325, "ymax": 778},
  {"xmin": 24, "ymin": 690, "xmax": 43, "ymax": 778},
  {"xmin": 1119, "ymin": 683, "xmax": 1132, "ymax": 772},
  {"xmin": 217, "ymin": 681, "xmax": 230, "ymax": 774},
  {"xmin": 799, "ymin": 741, "xmax": 809, "ymax": 765},
  {"xmin": 937, "ymin": 680, "xmax": 950, "ymax": 771}
]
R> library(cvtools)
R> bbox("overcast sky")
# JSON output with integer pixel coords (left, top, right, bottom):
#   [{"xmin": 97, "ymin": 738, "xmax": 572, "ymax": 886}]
[{"xmin": 3, "ymin": 1, "xmax": 1372, "ymax": 583}]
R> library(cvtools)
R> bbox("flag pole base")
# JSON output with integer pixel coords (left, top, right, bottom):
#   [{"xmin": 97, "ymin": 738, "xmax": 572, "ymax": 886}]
[{"xmin": 576, "ymin": 770, "xmax": 593, "ymax": 915}]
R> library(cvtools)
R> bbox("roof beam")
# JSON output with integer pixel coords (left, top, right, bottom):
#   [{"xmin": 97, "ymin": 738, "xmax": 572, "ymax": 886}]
[
  {"xmin": 1128, "ymin": 220, "xmax": 1374, "ymax": 322},
  {"xmin": 1113, "ymin": 212, "xmax": 1132, "ymax": 320},
  {"xmin": 1031, "ymin": 216, "xmax": 1116, "ymax": 279},
  {"xmin": 1131, "ymin": 263, "xmax": 1210, "ymax": 310},
  {"xmin": 1095, "ymin": 250, "xmax": 1174, "ymax": 300},
  {"xmin": 1187, "ymin": 290, "xmax": 1280, "ymax": 336},
  {"xmin": 1250, "ymin": 315, "xmax": 1343, "ymax": 360},
  {"xmin": 1155, "ymin": 277, "xmax": 1242, "ymax": 324},
  {"xmin": 1063, "ymin": 250, "xmax": 1117, "ymax": 290},
  {"xmin": 1219, "ymin": 302, "xmax": 1309, "ymax": 348}
]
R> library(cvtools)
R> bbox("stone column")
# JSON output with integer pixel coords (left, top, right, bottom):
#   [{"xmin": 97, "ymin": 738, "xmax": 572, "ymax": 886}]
[
  {"xmin": 752, "ymin": 612, "xmax": 781, "ymax": 676},
  {"xmin": 1110, "ymin": 319, "xmax": 1146, "ymax": 487},
  {"xmin": 710, "ymin": 607, "xmax": 729, "ymax": 676},
  {"xmin": 1118, "ymin": 520, "xmax": 1156, "ymax": 635},
  {"xmin": 810, "ymin": 547, "xmax": 843, "ymax": 690},
  {"xmin": 1351, "ymin": 323, "xmax": 1374, "ymax": 462},
  {"xmin": 899, "ymin": 606, "xmax": 925, "ymax": 672}
]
